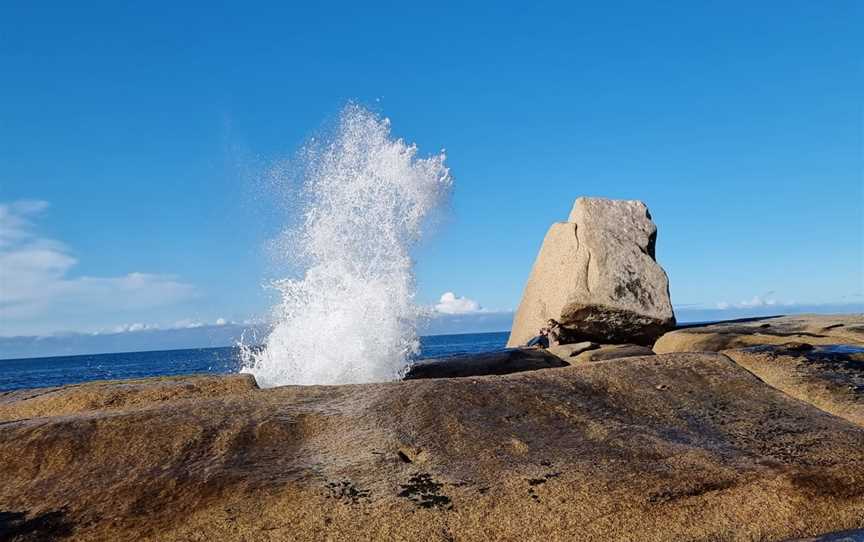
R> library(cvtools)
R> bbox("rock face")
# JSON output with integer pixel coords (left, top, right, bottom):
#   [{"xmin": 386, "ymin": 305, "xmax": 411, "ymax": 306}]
[
  {"xmin": 402, "ymin": 348, "xmax": 567, "ymax": 380},
  {"xmin": 654, "ymin": 314, "xmax": 864, "ymax": 354},
  {"xmin": 507, "ymin": 197, "xmax": 675, "ymax": 348},
  {"xmin": 2, "ymin": 353, "xmax": 864, "ymax": 541},
  {"xmin": 725, "ymin": 344, "xmax": 864, "ymax": 427}
]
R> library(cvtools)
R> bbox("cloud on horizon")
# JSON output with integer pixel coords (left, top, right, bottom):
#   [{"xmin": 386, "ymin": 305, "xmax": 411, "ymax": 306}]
[
  {"xmin": 2, "ymin": 300, "xmax": 862, "ymax": 360},
  {"xmin": 0, "ymin": 200, "xmax": 197, "ymax": 336},
  {"xmin": 107, "ymin": 317, "xmax": 234, "ymax": 335},
  {"xmin": 433, "ymin": 291, "xmax": 482, "ymax": 314},
  {"xmin": 714, "ymin": 291, "xmax": 792, "ymax": 310}
]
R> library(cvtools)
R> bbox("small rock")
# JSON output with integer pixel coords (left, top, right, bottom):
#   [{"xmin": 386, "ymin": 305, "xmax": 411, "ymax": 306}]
[
  {"xmin": 571, "ymin": 344, "xmax": 655, "ymax": 363},
  {"xmin": 547, "ymin": 341, "xmax": 597, "ymax": 359}
]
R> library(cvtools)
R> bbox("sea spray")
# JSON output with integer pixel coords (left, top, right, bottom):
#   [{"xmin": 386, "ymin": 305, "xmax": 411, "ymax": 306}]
[{"xmin": 241, "ymin": 105, "xmax": 452, "ymax": 387}]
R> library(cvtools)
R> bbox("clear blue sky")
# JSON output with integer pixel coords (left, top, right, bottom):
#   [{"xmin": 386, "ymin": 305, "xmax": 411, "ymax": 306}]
[{"xmin": 1, "ymin": 1, "xmax": 862, "ymax": 338}]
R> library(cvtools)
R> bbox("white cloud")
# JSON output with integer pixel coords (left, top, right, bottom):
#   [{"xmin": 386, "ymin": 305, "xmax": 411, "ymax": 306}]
[
  {"xmin": 104, "ymin": 318, "xmax": 235, "ymax": 335},
  {"xmin": 434, "ymin": 291, "xmax": 482, "ymax": 314},
  {"xmin": 112, "ymin": 322, "xmax": 160, "ymax": 333},
  {"xmin": 0, "ymin": 200, "xmax": 50, "ymax": 248},
  {"xmin": 173, "ymin": 319, "xmax": 204, "ymax": 329},
  {"xmin": 0, "ymin": 200, "xmax": 197, "ymax": 335},
  {"xmin": 715, "ymin": 292, "xmax": 793, "ymax": 310}
]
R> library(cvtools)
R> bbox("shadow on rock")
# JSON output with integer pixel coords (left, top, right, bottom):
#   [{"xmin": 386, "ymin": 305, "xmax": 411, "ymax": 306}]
[
  {"xmin": 0, "ymin": 509, "xmax": 75, "ymax": 541},
  {"xmin": 402, "ymin": 348, "xmax": 567, "ymax": 380}
]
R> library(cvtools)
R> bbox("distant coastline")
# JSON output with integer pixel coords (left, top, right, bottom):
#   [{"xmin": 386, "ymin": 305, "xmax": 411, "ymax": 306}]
[{"xmin": 2, "ymin": 303, "xmax": 861, "ymax": 361}]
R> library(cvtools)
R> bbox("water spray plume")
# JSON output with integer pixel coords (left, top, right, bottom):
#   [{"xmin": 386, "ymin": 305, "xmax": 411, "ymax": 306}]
[{"xmin": 242, "ymin": 105, "xmax": 452, "ymax": 386}]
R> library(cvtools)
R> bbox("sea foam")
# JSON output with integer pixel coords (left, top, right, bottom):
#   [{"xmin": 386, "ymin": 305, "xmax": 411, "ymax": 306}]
[{"xmin": 241, "ymin": 105, "xmax": 451, "ymax": 387}]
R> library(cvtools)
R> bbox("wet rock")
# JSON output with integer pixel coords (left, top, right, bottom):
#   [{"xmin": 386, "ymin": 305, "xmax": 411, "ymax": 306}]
[
  {"xmin": 508, "ymin": 197, "xmax": 675, "ymax": 348},
  {"xmin": 725, "ymin": 344, "xmax": 864, "ymax": 427},
  {"xmin": 397, "ymin": 473, "xmax": 452, "ymax": 510},
  {"xmin": 0, "ymin": 509, "xmax": 75, "ymax": 540},
  {"xmin": 402, "ymin": 348, "xmax": 567, "ymax": 380},
  {"xmin": 1, "ymin": 354, "xmax": 864, "ymax": 540},
  {"xmin": 654, "ymin": 314, "xmax": 864, "ymax": 354},
  {"xmin": 787, "ymin": 528, "xmax": 864, "ymax": 541}
]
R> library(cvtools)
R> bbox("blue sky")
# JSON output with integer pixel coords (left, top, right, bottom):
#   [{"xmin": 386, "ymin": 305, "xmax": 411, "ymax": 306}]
[{"xmin": 1, "ymin": 1, "xmax": 862, "ymax": 346}]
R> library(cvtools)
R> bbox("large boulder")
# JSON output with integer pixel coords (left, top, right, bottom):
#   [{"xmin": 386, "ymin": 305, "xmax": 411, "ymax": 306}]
[
  {"xmin": 654, "ymin": 314, "xmax": 864, "ymax": 354},
  {"xmin": 2, "ymin": 354, "xmax": 864, "ymax": 541},
  {"xmin": 507, "ymin": 197, "xmax": 675, "ymax": 347}
]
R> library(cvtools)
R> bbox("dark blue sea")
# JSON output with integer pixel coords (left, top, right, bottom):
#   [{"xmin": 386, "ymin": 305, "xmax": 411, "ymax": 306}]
[{"xmin": 0, "ymin": 332, "xmax": 509, "ymax": 392}]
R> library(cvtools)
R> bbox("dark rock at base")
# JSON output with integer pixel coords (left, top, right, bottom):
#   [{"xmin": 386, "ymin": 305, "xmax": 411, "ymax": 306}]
[
  {"xmin": 559, "ymin": 303, "xmax": 673, "ymax": 346},
  {"xmin": 787, "ymin": 528, "xmax": 864, "ymax": 541},
  {"xmin": 402, "ymin": 348, "xmax": 567, "ymax": 380}
]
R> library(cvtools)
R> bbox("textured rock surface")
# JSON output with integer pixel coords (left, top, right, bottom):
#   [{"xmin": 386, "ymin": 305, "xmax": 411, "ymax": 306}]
[
  {"xmin": 726, "ymin": 344, "xmax": 864, "ymax": 427},
  {"xmin": 507, "ymin": 197, "xmax": 675, "ymax": 348},
  {"xmin": 0, "ymin": 374, "xmax": 258, "ymax": 422},
  {"xmin": 654, "ymin": 315, "xmax": 864, "ymax": 354},
  {"xmin": 570, "ymin": 343, "xmax": 655, "ymax": 363},
  {"xmin": 547, "ymin": 341, "xmax": 598, "ymax": 359},
  {"xmin": 789, "ymin": 528, "xmax": 864, "ymax": 541},
  {"xmin": 402, "ymin": 348, "xmax": 567, "ymax": 380},
  {"xmin": 2, "ymin": 354, "xmax": 864, "ymax": 541}
]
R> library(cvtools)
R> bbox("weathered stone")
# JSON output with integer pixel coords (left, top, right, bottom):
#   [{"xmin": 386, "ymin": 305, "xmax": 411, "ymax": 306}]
[
  {"xmin": 402, "ymin": 348, "xmax": 567, "ymax": 380},
  {"xmin": 2, "ymin": 354, "xmax": 864, "ymax": 541},
  {"xmin": 788, "ymin": 528, "xmax": 864, "ymax": 541},
  {"xmin": 571, "ymin": 343, "xmax": 655, "ymax": 363},
  {"xmin": 725, "ymin": 344, "xmax": 864, "ymax": 427},
  {"xmin": 507, "ymin": 197, "xmax": 675, "ymax": 348},
  {"xmin": 654, "ymin": 314, "xmax": 864, "ymax": 354},
  {"xmin": 547, "ymin": 341, "xmax": 597, "ymax": 359},
  {"xmin": 0, "ymin": 373, "xmax": 258, "ymax": 422}
]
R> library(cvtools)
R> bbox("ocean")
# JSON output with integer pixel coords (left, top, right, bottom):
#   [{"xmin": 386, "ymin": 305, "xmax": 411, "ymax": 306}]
[{"xmin": 0, "ymin": 331, "xmax": 509, "ymax": 392}]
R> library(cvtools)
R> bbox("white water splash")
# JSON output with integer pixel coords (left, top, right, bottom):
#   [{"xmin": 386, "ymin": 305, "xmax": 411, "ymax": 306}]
[{"xmin": 241, "ymin": 105, "xmax": 451, "ymax": 387}]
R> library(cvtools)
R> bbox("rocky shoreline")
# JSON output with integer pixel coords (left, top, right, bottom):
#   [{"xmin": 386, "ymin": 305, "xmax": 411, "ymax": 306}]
[
  {"xmin": 2, "ymin": 197, "xmax": 862, "ymax": 541},
  {"xmin": 2, "ymin": 315, "xmax": 864, "ymax": 541}
]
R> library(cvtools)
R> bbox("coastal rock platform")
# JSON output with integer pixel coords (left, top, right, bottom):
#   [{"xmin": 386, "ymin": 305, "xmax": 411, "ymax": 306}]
[
  {"xmin": 725, "ymin": 344, "xmax": 864, "ymax": 428},
  {"xmin": 2, "ymin": 352, "xmax": 864, "ymax": 541},
  {"xmin": 654, "ymin": 314, "xmax": 864, "ymax": 354}
]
